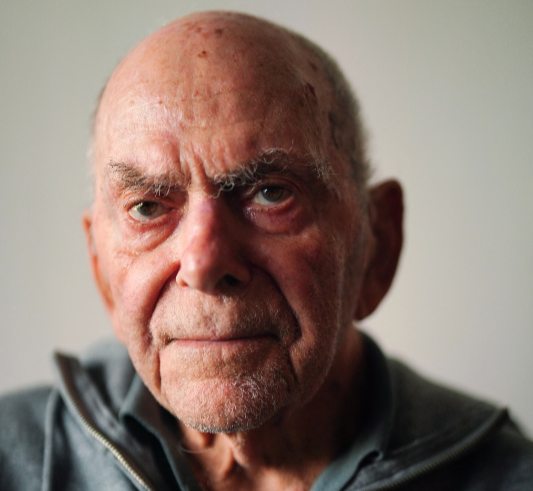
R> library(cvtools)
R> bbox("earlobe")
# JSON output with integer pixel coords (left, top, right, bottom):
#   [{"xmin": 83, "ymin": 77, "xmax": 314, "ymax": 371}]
[
  {"xmin": 82, "ymin": 208, "xmax": 115, "ymax": 313},
  {"xmin": 355, "ymin": 180, "xmax": 404, "ymax": 320}
]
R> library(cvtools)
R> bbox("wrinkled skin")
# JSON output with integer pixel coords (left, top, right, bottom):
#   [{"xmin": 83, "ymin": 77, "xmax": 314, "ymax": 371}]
[{"xmin": 85, "ymin": 16, "xmax": 403, "ymax": 487}]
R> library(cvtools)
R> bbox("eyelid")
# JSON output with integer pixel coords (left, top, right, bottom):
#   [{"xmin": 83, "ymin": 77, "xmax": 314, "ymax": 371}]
[
  {"xmin": 127, "ymin": 200, "xmax": 169, "ymax": 222},
  {"xmin": 123, "ymin": 190, "xmax": 184, "ymax": 222},
  {"xmin": 253, "ymin": 186, "xmax": 291, "ymax": 205},
  {"xmin": 123, "ymin": 187, "xmax": 185, "ymax": 210},
  {"xmin": 242, "ymin": 181, "xmax": 294, "ymax": 210},
  {"xmin": 242, "ymin": 176, "xmax": 294, "ymax": 196}
]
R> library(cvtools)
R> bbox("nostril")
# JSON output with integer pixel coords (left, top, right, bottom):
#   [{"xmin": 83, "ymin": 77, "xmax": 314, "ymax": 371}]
[{"xmin": 223, "ymin": 274, "xmax": 240, "ymax": 287}]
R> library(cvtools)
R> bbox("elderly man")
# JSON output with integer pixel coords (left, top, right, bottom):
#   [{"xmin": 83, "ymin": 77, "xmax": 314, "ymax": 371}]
[{"xmin": 1, "ymin": 11, "xmax": 532, "ymax": 491}]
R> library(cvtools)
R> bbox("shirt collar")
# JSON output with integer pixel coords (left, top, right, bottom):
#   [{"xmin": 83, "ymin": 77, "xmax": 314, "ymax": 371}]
[{"xmin": 310, "ymin": 331, "xmax": 394, "ymax": 491}]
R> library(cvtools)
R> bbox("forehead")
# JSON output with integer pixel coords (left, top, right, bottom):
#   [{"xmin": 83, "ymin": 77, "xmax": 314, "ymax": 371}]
[{"xmin": 94, "ymin": 14, "xmax": 333, "ymax": 182}]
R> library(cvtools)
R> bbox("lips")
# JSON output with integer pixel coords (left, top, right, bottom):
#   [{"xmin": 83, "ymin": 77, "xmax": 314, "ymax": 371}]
[
  {"xmin": 164, "ymin": 333, "xmax": 278, "ymax": 351},
  {"xmin": 161, "ymin": 333, "xmax": 282, "ymax": 378},
  {"xmin": 171, "ymin": 332, "xmax": 276, "ymax": 342}
]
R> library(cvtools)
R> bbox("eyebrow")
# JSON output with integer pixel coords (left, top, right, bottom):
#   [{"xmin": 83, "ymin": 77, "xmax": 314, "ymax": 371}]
[
  {"xmin": 105, "ymin": 149, "xmax": 330, "ymax": 197},
  {"xmin": 106, "ymin": 161, "xmax": 187, "ymax": 197},
  {"xmin": 212, "ymin": 150, "xmax": 330, "ymax": 191}
]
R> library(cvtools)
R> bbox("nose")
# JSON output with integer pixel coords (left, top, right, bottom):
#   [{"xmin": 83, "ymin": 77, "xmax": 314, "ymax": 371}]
[{"xmin": 176, "ymin": 197, "xmax": 251, "ymax": 293}]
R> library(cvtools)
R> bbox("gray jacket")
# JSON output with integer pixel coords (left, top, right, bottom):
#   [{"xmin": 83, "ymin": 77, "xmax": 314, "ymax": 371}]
[{"xmin": 1, "ymin": 339, "xmax": 532, "ymax": 490}]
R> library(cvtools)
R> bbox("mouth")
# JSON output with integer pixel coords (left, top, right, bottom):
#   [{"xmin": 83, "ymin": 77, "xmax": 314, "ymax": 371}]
[{"xmin": 166, "ymin": 333, "xmax": 277, "ymax": 347}]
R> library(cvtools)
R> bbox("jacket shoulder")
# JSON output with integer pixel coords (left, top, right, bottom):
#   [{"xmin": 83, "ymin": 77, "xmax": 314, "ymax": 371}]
[
  {"xmin": 0, "ymin": 386, "xmax": 52, "ymax": 490},
  {"xmin": 401, "ymin": 422, "xmax": 533, "ymax": 490},
  {"xmin": 387, "ymin": 359, "xmax": 502, "ymax": 451},
  {"xmin": 462, "ymin": 421, "xmax": 533, "ymax": 488},
  {"xmin": 384, "ymin": 360, "xmax": 533, "ymax": 489}
]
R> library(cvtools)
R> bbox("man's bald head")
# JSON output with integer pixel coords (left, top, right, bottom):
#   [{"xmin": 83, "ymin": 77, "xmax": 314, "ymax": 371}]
[{"xmin": 92, "ymin": 11, "xmax": 370, "ymax": 192}]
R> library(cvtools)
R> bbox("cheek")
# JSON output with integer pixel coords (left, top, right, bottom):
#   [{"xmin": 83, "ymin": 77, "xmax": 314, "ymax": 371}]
[
  {"xmin": 263, "ymin": 229, "xmax": 345, "ymax": 323},
  {"xmin": 105, "ymin": 242, "xmax": 179, "ymax": 395},
  {"xmin": 253, "ymin": 229, "xmax": 347, "ymax": 396}
]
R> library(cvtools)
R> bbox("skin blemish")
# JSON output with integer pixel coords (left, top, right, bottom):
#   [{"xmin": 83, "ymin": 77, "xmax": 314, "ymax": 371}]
[
  {"xmin": 301, "ymin": 82, "xmax": 318, "ymax": 109},
  {"xmin": 198, "ymin": 50, "xmax": 208, "ymax": 58},
  {"xmin": 328, "ymin": 111, "xmax": 340, "ymax": 149},
  {"xmin": 309, "ymin": 61, "xmax": 318, "ymax": 72},
  {"xmin": 303, "ymin": 82, "xmax": 316, "ymax": 100},
  {"xmin": 215, "ymin": 28, "xmax": 224, "ymax": 35}
]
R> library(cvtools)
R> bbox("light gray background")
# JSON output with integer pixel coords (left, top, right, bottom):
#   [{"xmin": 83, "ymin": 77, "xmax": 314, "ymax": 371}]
[{"xmin": 1, "ymin": 1, "xmax": 532, "ymax": 434}]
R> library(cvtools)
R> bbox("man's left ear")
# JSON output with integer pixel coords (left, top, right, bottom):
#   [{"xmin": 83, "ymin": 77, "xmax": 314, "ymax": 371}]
[{"xmin": 355, "ymin": 180, "xmax": 404, "ymax": 320}]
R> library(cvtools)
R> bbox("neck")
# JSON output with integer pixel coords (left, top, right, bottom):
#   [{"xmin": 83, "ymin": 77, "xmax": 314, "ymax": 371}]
[{"xmin": 179, "ymin": 327, "xmax": 366, "ymax": 491}]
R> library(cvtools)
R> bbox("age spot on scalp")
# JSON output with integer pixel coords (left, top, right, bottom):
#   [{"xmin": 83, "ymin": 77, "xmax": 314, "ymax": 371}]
[
  {"xmin": 301, "ymin": 82, "xmax": 317, "ymax": 107},
  {"xmin": 198, "ymin": 50, "xmax": 208, "ymax": 58},
  {"xmin": 328, "ymin": 111, "xmax": 340, "ymax": 149},
  {"xmin": 304, "ymin": 82, "xmax": 316, "ymax": 99}
]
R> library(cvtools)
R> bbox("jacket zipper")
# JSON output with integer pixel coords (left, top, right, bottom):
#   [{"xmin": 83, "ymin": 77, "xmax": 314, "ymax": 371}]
[
  {"xmin": 56, "ymin": 357, "xmax": 157, "ymax": 491},
  {"xmin": 356, "ymin": 409, "xmax": 507, "ymax": 491}
]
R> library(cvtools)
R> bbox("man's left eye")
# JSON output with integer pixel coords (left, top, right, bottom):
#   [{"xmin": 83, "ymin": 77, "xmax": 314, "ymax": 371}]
[
  {"xmin": 128, "ymin": 201, "xmax": 167, "ymax": 222},
  {"xmin": 251, "ymin": 186, "xmax": 291, "ymax": 206}
]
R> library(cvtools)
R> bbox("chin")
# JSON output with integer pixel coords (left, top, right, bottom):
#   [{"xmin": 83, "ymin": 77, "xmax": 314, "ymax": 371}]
[{"xmin": 162, "ymin": 375, "xmax": 292, "ymax": 434}]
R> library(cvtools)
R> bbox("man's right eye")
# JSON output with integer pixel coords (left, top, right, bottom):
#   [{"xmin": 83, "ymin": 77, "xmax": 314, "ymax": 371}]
[{"xmin": 128, "ymin": 201, "xmax": 167, "ymax": 222}]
